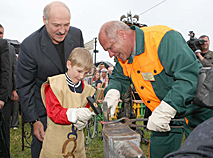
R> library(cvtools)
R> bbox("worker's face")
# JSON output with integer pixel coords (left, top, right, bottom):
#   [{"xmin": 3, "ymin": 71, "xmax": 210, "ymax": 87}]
[
  {"xmin": 0, "ymin": 27, "xmax": 4, "ymax": 39},
  {"xmin": 43, "ymin": 6, "xmax": 70, "ymax": 44},
  {"xmin": 99, "ymin": 30, "xmax": 131, "ymax": 62},
  {"xmin": 66, "ymin": 61, "xmax": 88, "ymax": 84},
  {"xmin": 199, "ymin": 36, "xmax": 210, "ymax": 51}
]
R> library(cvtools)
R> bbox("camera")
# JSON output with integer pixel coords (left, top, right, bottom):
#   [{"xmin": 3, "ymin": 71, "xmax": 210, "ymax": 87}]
[{"xmin": 187, "ymin": 31, "xmax": 205, "ymax": 53}]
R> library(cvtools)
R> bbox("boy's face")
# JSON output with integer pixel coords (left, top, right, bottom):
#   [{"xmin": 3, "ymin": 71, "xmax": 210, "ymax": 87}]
[{"xmin": 67, "ymin": 61, "xmax": 89, "ymax": 84}]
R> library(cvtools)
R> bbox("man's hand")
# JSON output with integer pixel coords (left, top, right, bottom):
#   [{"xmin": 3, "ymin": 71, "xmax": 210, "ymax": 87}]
[
  {"xmin": 11, "ymin": 90, "xmax": 19, "ymax": 101},
  {"xmin": 0, "ymin": 100, "xmax": 5, "ymax": 110},
  {"xmin": 104, "ymin": 89, "xmax": 120, "ymax": 117},
  {"xmin": 196, "ymin": 52, "xmax": 204, "ymax": 61},
  {"xmin": 147, "ymin": 100, "xmax": 177, "ymax": 132},
  {"xmin": 33, "ymin": 121, "xmax": 45, "ymax": 142}
]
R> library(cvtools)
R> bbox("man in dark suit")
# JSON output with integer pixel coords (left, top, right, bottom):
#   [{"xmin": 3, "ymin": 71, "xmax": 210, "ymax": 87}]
[
  {"xmin": 0, "ymin": 38, "xmax": 10, "ymax": 157},
  {"xmin": 0, "ymin": 39, "xmax": 10, "ymax": 110},
  {"xmin": 16, "ymin": 1, "xmax": 84, "ymax": 158},
  {"xmin": 0, "ymin": 24, "xmax": 19, "ymax": 131},
  {"xmin": 0, "ymin": 24, "xmax": 18, "ymax": 155}
]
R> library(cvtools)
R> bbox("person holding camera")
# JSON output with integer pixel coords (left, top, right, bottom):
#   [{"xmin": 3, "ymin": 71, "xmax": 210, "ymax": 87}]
[{"xmin": 196, "ymin": 35, "xmax": 213, "ymax": 67}]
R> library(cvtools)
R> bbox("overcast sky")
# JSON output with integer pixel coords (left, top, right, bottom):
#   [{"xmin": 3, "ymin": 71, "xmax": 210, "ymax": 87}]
[{"xmin": 1, "ymin": 0, "xmax": 213, "ymax": 65}]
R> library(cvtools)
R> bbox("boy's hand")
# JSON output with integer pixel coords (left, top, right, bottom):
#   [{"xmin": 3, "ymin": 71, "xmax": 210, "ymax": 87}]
[
  {"xmin": 74, "ymin": 120, "xmax": 86, "ymax": 130},
  {"xmin": 66, "ymin": 108, "xmax": 78, "ymax": 123},
  {"xmin": 66, "ymin": 108, "xmax": 93, "ymax": 130},
  {"xmin": 76, "ymin": 108, "xmax": 93, "ymax": 122},
  {"xmin": 74, "ymin": 108, "xmax": 93, "ymax": 130}
]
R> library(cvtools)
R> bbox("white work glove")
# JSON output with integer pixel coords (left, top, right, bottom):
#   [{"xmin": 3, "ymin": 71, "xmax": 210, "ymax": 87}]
[
  {"xmin": 104, "ymin": 89, "xmax": 120, "ymax": 117},
  {"xmin": 66, "ymin": 108, "xmax": 93, "ymax": 130},
  {"xmin": 147, "ymin": 100, "xmax": 177, "ymax": 132},
  {"xmin": 74, "ymin": 120, "xmax": 87, "ymax": 131}
]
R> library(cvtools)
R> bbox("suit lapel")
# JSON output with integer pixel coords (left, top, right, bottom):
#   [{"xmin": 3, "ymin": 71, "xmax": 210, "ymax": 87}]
[{"xmin": 40, "ymin": 27, "xmax": 63, "ymax": 72}]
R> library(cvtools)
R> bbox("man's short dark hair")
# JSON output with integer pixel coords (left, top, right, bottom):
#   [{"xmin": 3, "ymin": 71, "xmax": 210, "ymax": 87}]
[
  {"xmin": 199, "ymin": 35, "xmax": 209, "ymax": 40},
  {"xmin": 0, "ymin": 24, "xmax": 3, "ymax": 28}
]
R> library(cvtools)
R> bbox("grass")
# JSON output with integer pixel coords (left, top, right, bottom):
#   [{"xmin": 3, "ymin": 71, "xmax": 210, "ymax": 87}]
[
  {"xmin": 10, "ymin": 120, "xmax": 31, "ymax": 158},
  {"xmin": 10, "ymin": 116, "xmax": 151, "ymax": 158}
]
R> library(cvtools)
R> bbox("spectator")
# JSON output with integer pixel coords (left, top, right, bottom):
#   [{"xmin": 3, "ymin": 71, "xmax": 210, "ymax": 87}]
[
  {"xmin": 108, "ymin": 66, "xmax": 114, "ymax": 76},
  {"xmin": 0, "ymin": 38, "xmax": 10, "ymax": 156},
  {"xmin": 96, "ymin": 67, "xmax": 100, "ymax": 74},
  {"xmin": 196, "ymin": 35, "xmax": 213, "ymax": 67},
  {"xmin": 98, "ymin": 62, "xmax": 105, "ymax": 73},
  {"xmin": 85, "ymin": 66, "xmax": 94, "ymax": 85},
  {"xmin": 16, "ymin": 1, "xmax": 84, "ymax": 158},
  {"xmin": 100, "ymin": 68, "xmax": 108, "ymax": 88},
  {"xmin": 0, "ymin": 24, "xmax": 18, "ymax": 154},
  {"xmin": 40, "ymin": 48, "xmax": 95, "ymax": 158},
  {"xmin": 98, "ymin": 21, "xmax": 213, "ymax": 158},
  {"xmin": 0, "ymin": 24, "xmax": 19, "ymax": 130},
  {"xmin": 10, "ymin": 53, "xmax": 19, "ymax": 129},
  {"xmin": 94, "ymin": 72, "xmax": 102, "ymax": 88}
]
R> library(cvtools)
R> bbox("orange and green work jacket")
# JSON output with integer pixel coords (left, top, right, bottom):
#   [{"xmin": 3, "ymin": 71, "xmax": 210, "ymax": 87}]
[{"xmin": 105, "ymin": 25, "xmax": 213, "ymax": 128}]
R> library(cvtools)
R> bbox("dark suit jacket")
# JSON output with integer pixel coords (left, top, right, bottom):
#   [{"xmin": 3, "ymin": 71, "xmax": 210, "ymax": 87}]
[
  {"xmin": 17, "ymin": 25, "xmax": 84, "ymax": 122},
  {"xmin": 0, "ymin": 39, "xmax": 10, "ymax": 102},
  {"xmin": 7, "ymin": 44, "xmax": 16, "ymax": 99}
]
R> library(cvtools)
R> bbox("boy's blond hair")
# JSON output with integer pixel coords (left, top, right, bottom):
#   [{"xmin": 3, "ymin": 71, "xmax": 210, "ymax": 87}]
[{"xmin": 68, "ymin": 47, "xmax": 93, "ymax": 72}]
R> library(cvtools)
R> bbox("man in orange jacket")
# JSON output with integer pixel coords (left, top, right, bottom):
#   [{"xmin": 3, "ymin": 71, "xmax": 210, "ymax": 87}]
[{"xmin": 98, "ymin": 21, "xmax": 213, "ymax": 158}]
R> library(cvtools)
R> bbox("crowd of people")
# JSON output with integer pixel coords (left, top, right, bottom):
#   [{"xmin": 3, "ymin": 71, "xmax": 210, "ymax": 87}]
[
  {"xmin": 91, "ymin": 63, "xmax": 114, "ymax": 89},
  {"xmin": 0, "ymin": 1, "xmax": 213, "ymax": 158}
]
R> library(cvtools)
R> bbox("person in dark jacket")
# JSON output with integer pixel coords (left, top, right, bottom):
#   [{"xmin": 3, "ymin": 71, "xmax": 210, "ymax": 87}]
[
  {"xmin": 0, "ymin": 39, "xmax": 9, "ymax": 109},
  {"xmin": 16, "ymin": 1, "xmax": 84, "ymax": 158},
  {"xmin": 0, "ymin": 38, "xmax": 10, "ymax": 157},
  {"xmin": 0, "ymin": 24, "xmax": 18, "ymax": 153},
  {"xmin": 164, "ymin": 116, "xmax": 213, "ymax": 158}
]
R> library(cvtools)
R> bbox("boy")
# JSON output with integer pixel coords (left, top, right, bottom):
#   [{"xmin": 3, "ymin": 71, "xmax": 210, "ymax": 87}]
[{"xmin": 40, "ymin": 48, "xmax": 95, "ymax": 158}]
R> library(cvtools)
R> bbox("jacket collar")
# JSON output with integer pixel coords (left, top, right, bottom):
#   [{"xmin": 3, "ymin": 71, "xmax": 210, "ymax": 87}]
[
  {"xmin": 130, "ymin": 25, "xmax": 145, "ymax": 55},
  {"xmin": 40, "ymin": 26, "xmax": 73, "ymax": 72}
]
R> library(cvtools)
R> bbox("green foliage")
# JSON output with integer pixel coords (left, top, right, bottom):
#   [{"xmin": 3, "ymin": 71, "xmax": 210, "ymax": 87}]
[{"xmin": 85, "ymin": 136, "xmax": 104, "ymax": 158}]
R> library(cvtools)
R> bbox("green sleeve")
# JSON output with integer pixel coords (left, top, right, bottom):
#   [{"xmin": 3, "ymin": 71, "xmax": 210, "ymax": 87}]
[
  {"xmin": 158, "ymin": 30, "xmax": 202, "ymax": 114},
  {"xmin": 104, "ymin": 58, "xmax": 131, "ymax": 98}
]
